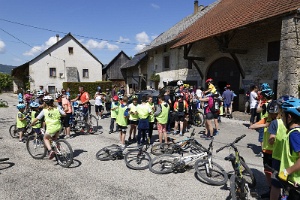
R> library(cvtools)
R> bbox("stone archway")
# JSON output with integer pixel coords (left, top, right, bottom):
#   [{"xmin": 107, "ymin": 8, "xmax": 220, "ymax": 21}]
[{"xmin": 207, "ymin": 57, "xmax": 240, "ymax": 111}]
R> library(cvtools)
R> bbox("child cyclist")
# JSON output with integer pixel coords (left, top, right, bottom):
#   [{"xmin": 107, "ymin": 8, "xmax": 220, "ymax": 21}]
[
  {"xmin": 31, "ymin": 96, "xmax": 66, "ymax": 159},
  {"xmin": 116, "ymin": 96, "xmax": 129, "ymax": 148},
  {"xmin": 109, "ymin": 96, "xmax": 119, "ymax": 134},
  {"xmin": 278, "ymin": 98, "xmax": 300, "ymax": 199},
  {"xmin": 30, "ymin": 102, "xmax": 42, "ymax": 135},
  {"xmin": 16, "ymin": 103, "xmax": 27, "ymax": 142}
]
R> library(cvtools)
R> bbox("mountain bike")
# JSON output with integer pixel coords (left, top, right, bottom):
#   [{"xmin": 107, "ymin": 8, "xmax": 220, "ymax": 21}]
[
  {"xmin": 70, "ymin": 104, "xmax": 98, "ymax": 134},
  {"xmin": 191, "ymin": 108, "xmax": 205, "ymax": 127},
  {"xmin": 150, "ymin": 129, "xmax": 201, "ymax": 155},
  {"xmin": 265, "ymin": 164, "xmax": 300, "ymax": 200},
  {"xmin": 26, "ymin": 130, "xmax": 74, "ymax": 168},
  {"xmin": 149, "ymin": 137, "xmax": 228, "ymax": 186},
  {"xmin": 216, "ymin": 134, "xmax": 256, "ymax": 200},
  {"xmin": 96, "ymin": 144, "xmax": 126, "ymax": 161}
]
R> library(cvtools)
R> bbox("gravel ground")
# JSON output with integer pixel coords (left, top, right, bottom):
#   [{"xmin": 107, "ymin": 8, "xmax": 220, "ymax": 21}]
[{"xmin": 0, "ymin": 93, "xmax": 267, "ymax": 200}]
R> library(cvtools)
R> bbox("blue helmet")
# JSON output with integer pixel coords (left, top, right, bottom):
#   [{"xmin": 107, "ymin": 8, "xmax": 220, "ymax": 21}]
[
  {"xmin": 16, "ymin": 103, "xmax": 26, "ymax": 110},
  {"xmin": 277, "ymin": 95, "xmax": 295, "ymax": 106},
  {"xmin": 30, "ymin": 102, "xmax": 40, "ymax": 108},
  {"xmin": 73, "ymin": 101, "xmax": 79, "ymax": 108},
  {"xmin": 281, "ymin": 98, "xmax": 300, "ymax": 117},
  {"xmin": 260, "ymin": 83, "xmax": 272, "ymax": 92}
]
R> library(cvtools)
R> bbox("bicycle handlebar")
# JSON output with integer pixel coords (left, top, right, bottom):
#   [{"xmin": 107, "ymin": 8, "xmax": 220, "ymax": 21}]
[{"xmin": 216, "ymin": 134, "xmax": 246, "ymax": 153}]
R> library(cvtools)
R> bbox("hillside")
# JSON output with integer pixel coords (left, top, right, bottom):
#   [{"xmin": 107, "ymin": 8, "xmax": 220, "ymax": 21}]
[{"xmin": 0, "ymin": 64, "xmax": 16, "ymax": 74}]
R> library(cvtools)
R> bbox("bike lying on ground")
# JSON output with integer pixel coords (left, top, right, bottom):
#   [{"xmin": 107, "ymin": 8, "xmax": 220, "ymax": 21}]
[
  {"xmin": 150, "ymin": 129, "xmax": 202, "ymax": 156},
  {"xmin": 216, "ymin": 134, "xmax": 256, "ymax": 200},
  {"xmin": 124, "ymin": 136, "xmax": 152, "ymax": 170},
  {"xmin": 26, "ymin": 130, "xmax": 74, "ymax": 168},
  {"xmin": 96, "ymin": 144, "xmax": 126, "ymax": 161},
  {"xmin": 149, "ymin": 136, "xmax": 228, "ymax": 186},
  {"xmin": 0, "ymin": 158, "xmax": 9, "ymax": 162}
]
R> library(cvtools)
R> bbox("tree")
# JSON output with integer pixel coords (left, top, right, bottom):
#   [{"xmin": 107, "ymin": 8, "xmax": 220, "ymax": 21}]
[{"xmin": 0, "ymin": 72, "xmax": 13, "ymax": 92}]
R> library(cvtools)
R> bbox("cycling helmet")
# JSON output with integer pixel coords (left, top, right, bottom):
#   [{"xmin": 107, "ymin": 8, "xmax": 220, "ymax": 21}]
[
  {"xmin": 131, "ymin": 95, "xmax": 138, "ymax": 100},
  {"xmin": 113, "ymin": 96, "xmax": 119, "ymax": 101},
  {"xmin": 277, "ymin": 95, "xmax": 295, "ymax": 106},
  {"xmin": 73, "ymin": 101, "xmax": 79, "ymax": 108},
  {"xmin": 55, "ymin": 92, "xmax": 62, "ymax": 99},
  {"xmin": 206, "ymin": 78, "xmax": 213, "ymax": 83},
  {"xmin": 281, "ymin": 98, "xmax": 300, "ymax": 117},
  {"xmin": 16, "ymin": 103, "xmax": 26, "ymax": 110},
  {"xmin": 30, "ymin": 102, "xmax": 40, "ymax": 108},
  {"xmin": 260, "ymin": 83, "xmax": 272, "ymax": 92},
  {"xmin": 177, "ymin": 80, "xmax": 183, "ymax": 86},
  {"xmin": 43, "ymin": 95, "xmax": 54, "ymax": 104},
  {"xmin": 226, "ymin": 84, "xmax": 231, "ymax": 88},
  {"xmin": 37, "ymin": 91, "xmax": 44, "ymax": 97},
  {"xmin": 261, "ymin": 90, "xmax": 274, "ymax": 98},
  {"xmin": 26, "ymin": 89, "xmax": 31, "ymax": 93},
  {"xmin": 97, "ymin": 86, "xmax": 101, "ymax": 92},
  {"xmin": 118, "ymin": 94, "xmax": 123, "ymax": 100},
  {"xmin": 267, "ymin": 100, "xmax": 278, "ymax": 114}
]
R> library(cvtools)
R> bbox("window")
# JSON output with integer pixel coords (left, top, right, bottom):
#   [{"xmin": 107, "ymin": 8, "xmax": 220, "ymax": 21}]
[
  {"xmin": 48, "ymin": 86, "xmax": 56, "ymax": 94},
  {"xmin": 49, "ymin": 68, "xmax": 56, "ymax": 77},
  {"xmin": 83, "ymin": 69, "xmax": 89, "ymax": 78},
  {"xmin": 163, "ymin": 56, "xmax": 170, "ymax": 69},
  {"xmin": 267, "ymin": 41, "xmax": 280, "ymax": 61},
  {"xmin": 68, "ymin": 47, "xmax": 74, "ymax": 55}
]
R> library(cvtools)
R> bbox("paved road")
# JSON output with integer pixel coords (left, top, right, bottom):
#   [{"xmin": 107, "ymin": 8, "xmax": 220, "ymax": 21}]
[{"xmin": 0, "ymin": 93, "xmax": 267, "ymax": 200}]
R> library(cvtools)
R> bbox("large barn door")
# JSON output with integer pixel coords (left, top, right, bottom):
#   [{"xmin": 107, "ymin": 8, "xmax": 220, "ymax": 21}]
[{"xmin": 207, "ymin": 57, "xmax": 240, "ymax": 111}]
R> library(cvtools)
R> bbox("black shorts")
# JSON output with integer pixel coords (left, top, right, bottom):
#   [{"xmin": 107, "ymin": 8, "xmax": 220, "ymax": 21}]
[
  {"xmin": 18, "ymin": 128, "xmax": 25, "ymax": 132},
  {"xmin": 206, "ymin": 112, "xmax": 214, "ymax": 120},
  {"xmin": 118, "ymin": 125, "xmax": 127, "ymax": 133},
  {"xmin": 271, "ymin": 159, "xmax": 283, "ymax": 188},
  {"xmin": 63, "ymin": 113, "xmax": 72, "ymax": 127},
  {"xmin": 175, "ymin": 115, "xmax": 185, "ymax": 122},
  {"xmin": 263, "ymin": 152, "xmax": 273, "ymax": 172},
  {"xmin": 95, "ymin": 105, "xmax": 104, "ymax": 112},
  {"xmin": 130, "ymin": 120, "xmax": 138, "ymax": 125}
]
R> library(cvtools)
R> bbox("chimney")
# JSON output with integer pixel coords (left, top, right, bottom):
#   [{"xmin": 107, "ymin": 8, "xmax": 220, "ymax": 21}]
[
  {"xmin": 194, "ymin": 0, "xmax": 199, "ymax": 14},
  {"xmin": 56, "ymin": 34, "xmax": 59, "ymax": 42}
]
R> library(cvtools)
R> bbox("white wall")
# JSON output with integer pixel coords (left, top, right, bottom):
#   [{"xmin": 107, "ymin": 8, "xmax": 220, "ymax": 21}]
[{"xmin": 29, "ymin": 36, "xmax": 102, "ymax": 92}]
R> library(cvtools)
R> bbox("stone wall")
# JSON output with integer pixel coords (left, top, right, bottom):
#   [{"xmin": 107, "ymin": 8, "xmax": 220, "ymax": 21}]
[{"xmin": 278, "ymin": 14, "xmax": 300, "ymax": 97}]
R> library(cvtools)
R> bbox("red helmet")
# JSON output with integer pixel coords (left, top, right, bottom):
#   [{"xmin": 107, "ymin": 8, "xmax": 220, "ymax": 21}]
[
  {"xmin": 226, "ymin": 84, "xmax": 231, "ymax": 88},
  {"xmin": 206, "ymin": 78, "xmax": 213, "ymax": 83},
  {"xmin": 113, "ymin": 96, "xmax": 119, "ymax": 101}
]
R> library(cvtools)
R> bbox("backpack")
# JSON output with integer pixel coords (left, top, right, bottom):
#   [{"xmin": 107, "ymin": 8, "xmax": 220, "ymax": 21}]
[
  {"xmin": 209, "ymin": 97, "xmax": 220, "ymax": 114},
  {"xmin": 178, "ymin": 101, "xmax": 184, "ymax": 112}
]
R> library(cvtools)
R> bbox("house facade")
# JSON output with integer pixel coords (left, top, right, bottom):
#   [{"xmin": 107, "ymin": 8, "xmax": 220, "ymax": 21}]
[{"xmin": 12, "ymin": 33, "xmax": 103, "ymax": 93}]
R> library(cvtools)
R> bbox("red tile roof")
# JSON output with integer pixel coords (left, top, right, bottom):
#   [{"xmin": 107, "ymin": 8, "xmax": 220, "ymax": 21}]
[{"xmin": 172, "ymin": 0, "xmax": 300, "ymax": 48}]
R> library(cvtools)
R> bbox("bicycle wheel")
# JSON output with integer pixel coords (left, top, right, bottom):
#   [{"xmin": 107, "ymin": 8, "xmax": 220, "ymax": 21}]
[
  {"xmin": 0, "ymin": 158, "xmax": 9, "ymax": 162},
  {"xmin": 55, "ymin": 139, "xmax": 73, "ymax": 168},
  {"xmin": 181, "ymin": 141, "xmax": 191, "ymax": 151},
  {"xmin": 240, "ymin": 158, "xmax": 256, "ymax": 188},
  {"xmin": 85, "ymin": 114, "xmax": 98, "ymax": 134},
  {"xmin": 194, "ymin": 159, "xmax": 228, "ymax": 186},
  {"xmin": 230, "ymin": 174, "xmax": 249, "ymax": 200},
  {"xmin": 151, "ymin": 143, "xmax": 174, "ymax": 156},
  {"xmin": 26, "ymin": 134, "xmax": 47, "ymax": 159},
  {"xmin": 194, "ymin": 111, "xmax": 204, "ymax": 127},
  {"xmin": 96, "ymin": 145, "xmax": 121, "ymax": 161},
  {"xmin": 124, "ymin": 150, "xmax": 151, "ymax": 170},
  {"xmin": 9, "ymin": 124, "xmax": 18, "ymax": 138},
  {"xmin": 149, "ymin": 154, "xmax": 176, "ymax": 174}
]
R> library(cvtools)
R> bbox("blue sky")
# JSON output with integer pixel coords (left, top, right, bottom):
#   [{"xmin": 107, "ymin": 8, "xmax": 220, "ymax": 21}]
[{"xmin": 0, "ymin": 0, "xmax": 215, "ymax": 66}]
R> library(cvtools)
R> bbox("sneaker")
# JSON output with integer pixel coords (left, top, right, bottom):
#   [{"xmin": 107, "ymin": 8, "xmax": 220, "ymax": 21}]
[
  {"xmin": 65, "ymin": 135, "xmax": 70, "ymax": 139},
  {"xmin": 205, "ymin": 136, "xmax": 214, "ymax": 140},
  {"xmin": 167, "ymin": 132, "xmax": 171, "ymax": 135},
  {"xmin": 109, "ymin": 131, "xmax": 112, "ymax": 134},
  {"xmin": 179, "ymin": 132, "xmax": 183, "ymax": 136},
  {"xmin": 200, "ymin": 134, "xmax": 207, "ymax": 138},
  {"xmin": 48, "ymin": 151, "xmax": 55, "ymax": 160},
  {"xmin": 256, "ymin": 152, "xmax": 264, "ymax": 158},
  {"xmin": 19, "ymin": 139, "xmax": 23, "ymax": 143}
]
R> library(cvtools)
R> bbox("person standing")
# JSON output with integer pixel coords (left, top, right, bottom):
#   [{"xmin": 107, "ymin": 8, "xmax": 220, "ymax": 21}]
[
  {"xmin": 136, "ymin": 96, "xmax": 152, "ymax": 145},
  {"xmin": 62, "ymin": 93, "xmax": 72, "ymax": 138},
  {"xmin": 249, "ymin": 85, "xmax": 259, "ymax": 126},
  {"xmin": 154, "ymin": 95, "xmax": 170, "ymax": 144},
  {"xmin": 94, "ymin": 92, "xmax": 104, "ymax": 119},
  {"xmin": 128, "ymin": 95, "xmax": 139, "ymax": 143},
  {"xmin": 173, "ymin": 93, "xmax": 188, "ymax": 136},
  {"xmin": 116, "ymin": 96, "xmax": 129, "ymax": 147},
  {"xmin": 111, "ymin": 85, "xmax": 117, "ymax": 98},
  {"xmin": 146, "ymin": 95, "xmax": 155, "ymax": 144},
  {"xmin": 244, "ymin": 91, "xmax": 250, "ymax": 114},
  {"xmin": 105, "ymin": 88, "xmax": 112, "ymax": 115},
  {"xmin": 164, "ymin": 89, "xmax": 172, "ymax": 134},
  {"xmin": 222, "ymin": 85, "xmax": 234, "ymax": 118},
  {"xmin": 109, "ymin": 96, "xmax": 119, "ymax": 134}
]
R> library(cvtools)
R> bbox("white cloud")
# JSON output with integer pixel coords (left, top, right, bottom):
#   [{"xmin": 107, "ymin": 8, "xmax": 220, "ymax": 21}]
[
  {"xmin": 23, "ymin": 36, "xmax": 61, "ymax": 56},
  {"xmin": 118, "ymin": 36, "xmax": 130, "ymax": 43},
  {"xmin": 151, "ymin": 3, "xmax": 160, "ymax": 9},
  {"xmin": 151, "ymin": 35, "xmax": 158, "ymax": 40},
  {"xmin": 134, "ymin": 44, "xmax": 147, "ymax": 52},
  {"xmin": 84, "ymin": 39, "xmax": 119, "ymax": 51},
  {"xmin": 136, "ymin": 31, "xmax": 150, "ymax": 44},
  {"xmin": 0, "ymin": 40, "xmax": 6, "ymax": 54}
]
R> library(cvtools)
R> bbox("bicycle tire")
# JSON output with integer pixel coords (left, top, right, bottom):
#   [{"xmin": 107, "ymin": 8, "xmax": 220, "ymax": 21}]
[
  {"xmin": 230, "ymin": 174, "xmax": 249, "ymax": 200},
  {"xmin": 194, "ymin": 159, "xmax": 228, "ymax": 186},
  {"xmin": 124, "ymin": 150, "xmax": 151, "ymax": 170},
  {"xmin": 0, "ymin": 158, "xmax": 9, "ymax": 162},
  {"xmin": 26, "ymin": 134, "xmax": 47, "ymax": 159},
  {"xmin": 149, "ymin": 154, "xmax": 176, "ymax": 174},
  {"xmin": 151, "ymin": 143, "xmax": 174, "ymax": 156},
  {"xmin": 96, "ymin": 145, "xmax": 121, "ymax": 161},
  {"xmin": 181, "ymin": 141, "xmax": 191, "ymax": 151},
  {"xmin": 85, "ymin": 114, "xmax": 98, "ymax": 134},
  {"xmin": 9, "ymin": 124, "xmax": 18, "ymax": 138},
  {"xmin": 55, "ymin": 139, "xmax": 74, "ymax": 168},
  {"xmin": 194, "ymin": 111, "xmax": 204, "ymax": 127},
  {"xmin": 240, "ymin": 158, "xmax": 256, "ymax": 188}
]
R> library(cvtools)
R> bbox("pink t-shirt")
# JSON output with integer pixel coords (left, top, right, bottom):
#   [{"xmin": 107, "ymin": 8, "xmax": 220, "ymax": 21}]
[{"xmin": 62, "ymin": 97, "xmax": 72, "ymax": 114}]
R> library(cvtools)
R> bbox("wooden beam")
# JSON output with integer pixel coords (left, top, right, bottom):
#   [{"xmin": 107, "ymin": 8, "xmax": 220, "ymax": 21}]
[
  {"xmin": 221, "ymin": 48, "xmax": 248, "ymax": 54},
  {"xmin": 192, "ymin": 60, "xmax": 204, "ymax": 79},
  {"xmin": 230, "ymin": 53, "xmax": 245, "ymax": 79}
]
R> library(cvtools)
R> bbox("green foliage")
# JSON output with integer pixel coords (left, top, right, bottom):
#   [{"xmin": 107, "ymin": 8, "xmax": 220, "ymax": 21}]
[
  {"xmin": 0, "ymin": 72, "xmax": 13, "ymax": 92},
  {"xmin": 150, "ymin": 73, "xmax": 160, "ymax": 82},
  {"xmin": 63, "ymin": 81, "xmax": 112, "ymax": 99}
]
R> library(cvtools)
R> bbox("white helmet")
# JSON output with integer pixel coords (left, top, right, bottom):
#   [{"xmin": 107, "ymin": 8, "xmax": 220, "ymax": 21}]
[
  {"xmin": 55, "ymin": 92, "xmax": 62, "ymax": 99},
  {"xmin": 43, "ymin": 95, "xmax": 54, "ymax": 104},
  {"xmin": 177, "ymin": 80, "xmax": 183, "ymax": 86},
  {"xmin": 37, "ymin": 91, "xmax": 44, "ymax": 97}
]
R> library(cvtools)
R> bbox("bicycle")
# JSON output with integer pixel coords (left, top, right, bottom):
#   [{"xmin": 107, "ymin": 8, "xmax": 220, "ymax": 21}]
[
  {"xmin": 265, "ymin": 164, "xmax": 300, "ymax": 200},
  {"xmin": 96, "ymin": 144, "xmax": 126, "ymax": 161},
  {"xmin": 26, "ymin": 129, "xmax": 74, "ymax": 168},
  {"xmin": 9, "ymin": 114, "xmax": 33, "ymax": 140},
  {"xmin": 150, "ymin": 128, "xmax": 200, "ymax": 155},
  {"xmin": 0, "ymin": 158, "xmax": 9, "ymax": 162},
  {"xmin": 70, "ymin": 104, "xmax": 98, "ymax": 134},
  {"xmin": 124, "ymin": 136, "xmax": 152, "ymax": 170},
  {"xmin": 149, "ymin": 137, "xmax": 228, "ymax": 186},
  {"xmin": 0, "ymin": 99, "xmax": 8, "ymax": 107},
  {"xmin": 216, "ymin": 134, "xmax": 256, "ymax": 200},
  {"xmin": 191, "ymin": 108, "xmax": 205, "ymax": 127}
]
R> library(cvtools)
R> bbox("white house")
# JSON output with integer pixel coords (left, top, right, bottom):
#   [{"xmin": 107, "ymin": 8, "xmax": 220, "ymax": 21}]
[{"xmin": 12, "ymin": 33, "xmax": 103, "ymax": 93}]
